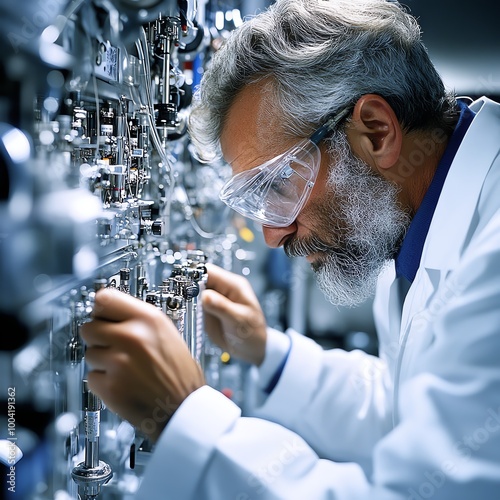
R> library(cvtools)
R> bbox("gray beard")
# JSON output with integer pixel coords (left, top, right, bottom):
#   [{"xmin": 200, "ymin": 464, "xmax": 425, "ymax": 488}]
[{"xmin": 284, "ymin": 130, "xmax": 410, "ymax": 307}]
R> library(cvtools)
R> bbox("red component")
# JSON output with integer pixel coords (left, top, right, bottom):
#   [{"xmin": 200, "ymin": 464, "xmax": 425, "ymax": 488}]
[{"xmin": 221, "ymin": 388, "xmax": 234, "ymax": 399}]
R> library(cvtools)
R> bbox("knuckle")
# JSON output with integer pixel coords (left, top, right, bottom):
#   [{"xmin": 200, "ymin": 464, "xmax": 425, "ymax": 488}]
[{"xmin": 118, "ymin": 319, "xmax": 154, "ymax": 349}]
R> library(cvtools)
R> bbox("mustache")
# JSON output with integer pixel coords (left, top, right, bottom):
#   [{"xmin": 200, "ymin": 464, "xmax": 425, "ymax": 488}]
[
  {"xmin": 284, "ymin": 234, "xmax": 370, "ymax": 271},
  {"xmin": 283, "ymin": 235, "xmax": 332, "ymax": 258}
]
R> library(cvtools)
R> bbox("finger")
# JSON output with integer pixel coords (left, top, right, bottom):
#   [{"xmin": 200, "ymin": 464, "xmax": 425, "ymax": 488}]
[
  {"xmin": 205, "ymin": 263, "xmax": 256, "ymax": 304},
  {"xmin": 86, "ymin": 370, "xmax": 107, "ymax": 399},
  {"xmin": 202, "ymin": 288, "xmax": 249, "ymax": 322},
  {"xmin": 80, "ymin": 318, "xmax": 124, "ymax": 347},
  {"xmin": 85, "ymin": 371, "xmax": 120, "ymax": 415},
  {"xmin": 202, "ymin": 312, "xmax": 227, "ymax": 350},
  {"xmin": 91, "ymin": 287, "xmax": 158, "ymax": 322},
  {"xmin": 84, "ymin": 345, "xmax": 112, "ymax": 372}
]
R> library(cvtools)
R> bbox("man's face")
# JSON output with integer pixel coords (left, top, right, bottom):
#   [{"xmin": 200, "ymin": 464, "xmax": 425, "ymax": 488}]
[
  {"xmin": 220, "ymin": 81, "xmax": 410, "ymax": 306},
  {"xmin": 283, "ymin": 128, "xmax": 410, "ymax": 306}
]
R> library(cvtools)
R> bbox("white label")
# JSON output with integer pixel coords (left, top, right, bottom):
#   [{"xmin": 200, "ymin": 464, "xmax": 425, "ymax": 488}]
[
  {"xmin": 84, "ymin": 411, "xmax": 100, "ymax": 442},
  {"xmin": 100, "ymin": 124, "xmax": 114, "ymax": 135}
]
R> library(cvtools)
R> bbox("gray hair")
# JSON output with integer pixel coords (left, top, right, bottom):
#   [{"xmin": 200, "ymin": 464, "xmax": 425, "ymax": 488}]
[{"xmin": 189, "ymin": 0, "xmax": 458, "ymax": 161}]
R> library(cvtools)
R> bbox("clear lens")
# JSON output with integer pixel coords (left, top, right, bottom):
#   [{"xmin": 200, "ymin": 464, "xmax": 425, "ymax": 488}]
[{"xmin": 219, "ymin": 139, "xmax": 321, "ymax": 227}]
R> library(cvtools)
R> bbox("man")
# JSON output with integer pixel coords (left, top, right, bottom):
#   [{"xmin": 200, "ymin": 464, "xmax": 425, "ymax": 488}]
[{"xmin": 80, "ymin": 0, "xmax": 500, "ymax": 497}]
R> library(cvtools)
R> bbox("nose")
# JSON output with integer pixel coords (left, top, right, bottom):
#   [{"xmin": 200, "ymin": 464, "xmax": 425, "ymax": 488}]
[{"xmin": 261, "ymin": 222, "xmax": 297, "ymax": 248}]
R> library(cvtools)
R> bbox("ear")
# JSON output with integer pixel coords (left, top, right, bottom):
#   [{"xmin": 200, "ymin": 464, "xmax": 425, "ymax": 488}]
[{"xmin": 346, "ymin": 94, "xmax": 402, "ymax": 171}]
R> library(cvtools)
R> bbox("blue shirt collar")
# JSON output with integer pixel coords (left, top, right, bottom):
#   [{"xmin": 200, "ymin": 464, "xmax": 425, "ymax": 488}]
[{"xmin": 395, "ymin": 101, "xmax": 476, "ymax": 283}]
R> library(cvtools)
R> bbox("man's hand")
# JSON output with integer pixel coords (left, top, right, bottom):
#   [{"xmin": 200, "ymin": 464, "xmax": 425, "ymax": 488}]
[
  {"xmin": 202, "ymin": 263, "xmax": 267, "ymax": 366},
  {"xmin": 80, "ymin": 288, "xmax": 205, "ymax": 443}
]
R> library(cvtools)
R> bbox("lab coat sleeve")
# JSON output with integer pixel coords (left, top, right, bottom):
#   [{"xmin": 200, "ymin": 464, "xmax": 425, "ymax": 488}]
[
  {"xmin": 255, "ymin": 327, "xmax": 291, "ymax": 392},
  {"xmin": 251, "ymin": 329, "xmax": 393, "ymax": 466},
  {"xmin": 137, "ymin": 384, "xmax": 372, "ymax": 500}
]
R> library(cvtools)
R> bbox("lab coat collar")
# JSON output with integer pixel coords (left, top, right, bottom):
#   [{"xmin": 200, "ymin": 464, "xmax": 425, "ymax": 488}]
[{"xmin": 419, "ymin": 96, "xmax": 500, "ymax": 276}]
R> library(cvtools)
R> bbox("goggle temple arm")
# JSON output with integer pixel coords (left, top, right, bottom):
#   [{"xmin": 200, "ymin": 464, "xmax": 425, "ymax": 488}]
[{"xmin": 309, "ymin": 106, "xmax": 352, "ymax": 145}]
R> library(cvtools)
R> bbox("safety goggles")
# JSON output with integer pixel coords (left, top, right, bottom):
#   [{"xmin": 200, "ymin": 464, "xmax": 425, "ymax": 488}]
[{"xmin": 219, "ymin": 107, "xmax": 351, "ymax": 227}]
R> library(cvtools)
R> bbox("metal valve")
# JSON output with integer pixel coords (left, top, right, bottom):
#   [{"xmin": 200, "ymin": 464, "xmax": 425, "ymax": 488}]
[{"xmin": 71, "ymin": 380, "xmax": 113, "ymax": 499}]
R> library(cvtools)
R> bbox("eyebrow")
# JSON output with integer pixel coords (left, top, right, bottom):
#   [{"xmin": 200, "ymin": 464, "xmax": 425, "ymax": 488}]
[{"xmin": 227, "ymin": 152, "xmax": 275, "ymax": 174}]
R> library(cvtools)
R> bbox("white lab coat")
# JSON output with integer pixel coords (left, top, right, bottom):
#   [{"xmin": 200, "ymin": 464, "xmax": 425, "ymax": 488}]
[{"xmin": 137, "ymin": 97, "xmax": 500, "ymax": 499}]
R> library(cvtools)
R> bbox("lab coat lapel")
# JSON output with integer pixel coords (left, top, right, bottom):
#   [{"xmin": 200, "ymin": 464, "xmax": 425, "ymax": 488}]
[{"xmin": 388, "ymin": 276, "xmax": 411, "ymax": 337}]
